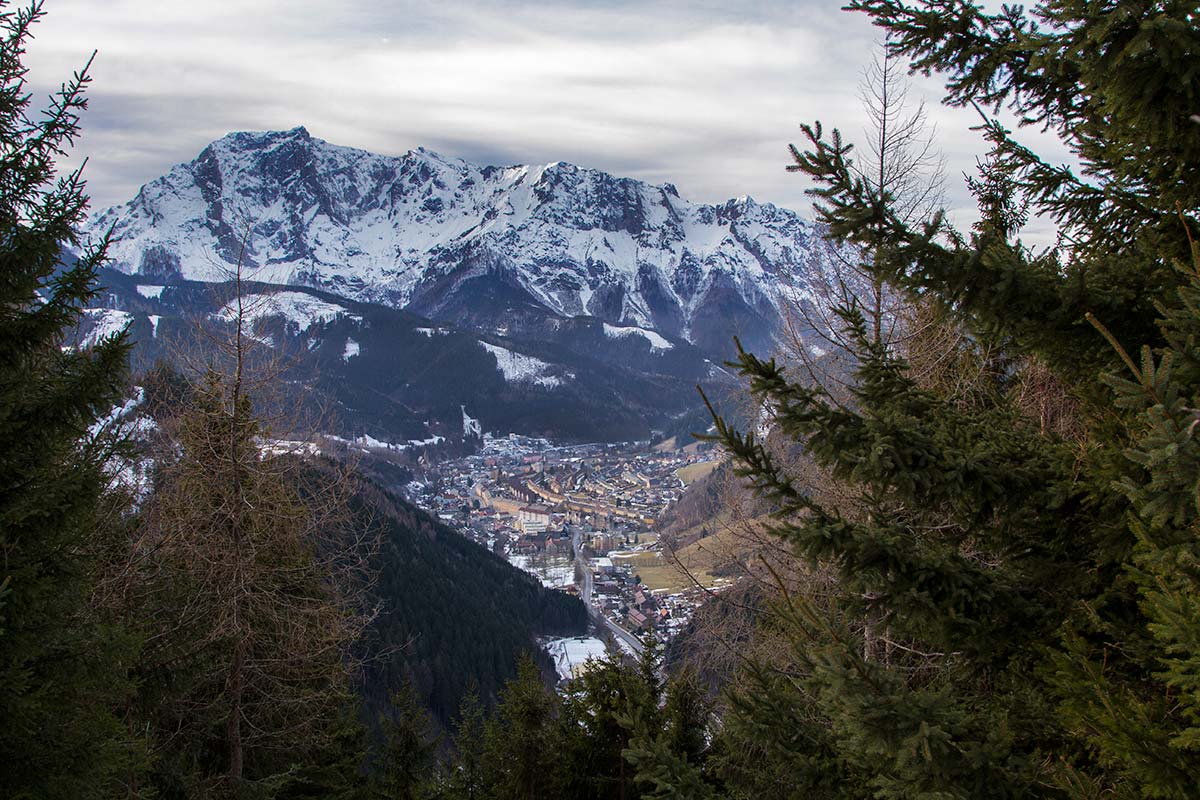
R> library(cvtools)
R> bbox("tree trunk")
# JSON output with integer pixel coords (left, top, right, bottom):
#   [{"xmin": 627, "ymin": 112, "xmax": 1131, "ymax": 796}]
[{"xmin": 227, "ymin": 637, "xmax": 245, "ymax": 790}]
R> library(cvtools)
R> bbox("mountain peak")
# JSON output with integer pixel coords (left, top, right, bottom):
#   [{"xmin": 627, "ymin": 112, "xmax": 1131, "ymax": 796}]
[{"xmin": 214, "ymin": 125, "xmax": 313, "ymax": 150}]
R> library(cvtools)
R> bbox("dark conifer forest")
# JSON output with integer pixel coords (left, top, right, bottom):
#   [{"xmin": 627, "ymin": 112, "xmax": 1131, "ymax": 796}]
[{"xmin": 3, "ymin": 0, "xmax": 1200, "ymax": 797}]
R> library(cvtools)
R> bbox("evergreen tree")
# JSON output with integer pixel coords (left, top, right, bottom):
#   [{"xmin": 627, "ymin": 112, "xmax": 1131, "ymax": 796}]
[
  {"xmin": 482, "ymin": 654, "xmax": 562, "ymax": 800},
  {"xmin": 440, "ymin": 690, "xmax": 487, "ymax": 800},
  {"xmin": 1051, "ymin": 232, "xmax": 1200, "ymax": 796},
  {"xmin": 0, "ymin": 2, "xmax": 139, "ymax": 796},
  {"xmin": 623, "ymin": 658, "xmax": 718, "ymax": 800},
  {"xmin": 659, "ymin": 671, "xmax": 711, "ymax": 769},
  {"xmin": 558, "ymin": 651, "xmax": 643, "ymax": 800},
  {"xmin": 553, "ymin": 635, "xmax": 721, "ymax": 800},
  {"xmin": 278, "ymin": 703, "xmax": 373, "ymax": 800},
  {"xmin": 436, "ymin": 645, "xmax": 716, "ymax": 800},
  {"xmin": 704, "ymin": 0, "xmax": 1200, "ymax": 797},
  {"xmin": 376, "ymin": 682, "xmax": 438, "ymax": 800}
]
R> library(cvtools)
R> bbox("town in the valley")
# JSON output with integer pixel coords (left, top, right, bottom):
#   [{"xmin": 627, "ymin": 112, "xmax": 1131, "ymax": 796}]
[{"xmin": 405, "ymin": 431, "xmax": 730, "ymax": 681}]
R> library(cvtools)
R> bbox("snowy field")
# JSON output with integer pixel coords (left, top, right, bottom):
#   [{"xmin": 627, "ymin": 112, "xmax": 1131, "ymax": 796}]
[
  {"xmin": 543, "ymin": 636, "xmax": 608, "ymax": 681},
  {"xmin": 602, "ymin": 323, "xmax": 673, "ymax": 352},
  {"xmin": 508, "ymin": 553, "xmax": 575, "ymax": 589},
  {"xmin": 479, "ymin": 341, "xmax": 564, "ymax": 388}
]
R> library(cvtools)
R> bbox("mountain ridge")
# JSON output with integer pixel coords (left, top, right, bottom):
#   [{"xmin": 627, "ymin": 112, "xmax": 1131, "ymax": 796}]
[{"xmin": 87, "ymin": 126, "xmax": 843, "ymax": 358}]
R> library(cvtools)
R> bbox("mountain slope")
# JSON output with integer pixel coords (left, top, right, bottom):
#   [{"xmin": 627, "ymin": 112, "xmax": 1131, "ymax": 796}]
[
  {"xmin": 342, "ymin": 469, "xmax": 586, "ymax": 726},
  {"xmin": 81, "ymin": 268, "xmax": 730, "ymax": 444}
]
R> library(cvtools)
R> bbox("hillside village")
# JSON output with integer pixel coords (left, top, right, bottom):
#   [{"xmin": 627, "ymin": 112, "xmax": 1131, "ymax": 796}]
[{"xmin": 407, "ymin": 433, "xmax": 728, "ymax": 670}]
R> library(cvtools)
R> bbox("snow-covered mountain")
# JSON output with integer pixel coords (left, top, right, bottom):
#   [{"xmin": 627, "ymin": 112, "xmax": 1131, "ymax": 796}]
[{"xmin": 87, "ymin": 126, "xmax": 841, "ymax": 357}]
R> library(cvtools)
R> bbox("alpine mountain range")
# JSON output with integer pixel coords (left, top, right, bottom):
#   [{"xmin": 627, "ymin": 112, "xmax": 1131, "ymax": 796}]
[{"xmin": 78, "ymin": 126, "xmax": 847, "ymax": 446}]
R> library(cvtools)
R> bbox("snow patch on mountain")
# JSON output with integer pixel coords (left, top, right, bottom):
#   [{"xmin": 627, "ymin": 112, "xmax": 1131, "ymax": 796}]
[
  {"xmin": 216, "ymin": 291, "xmax": 361, "ymax": 332},
  {"xmin": 479, "ymin": 342, "xmax": 563, "ymax": 388},
  {"xmin": 81, "ymin": 308, "xmax": 132, "ymax": 347},
  {"xmin": 462, "ymin": 405, "xmax": 483, "ymax": 438},
  {"xmin": 258, "ymin": 438, "xmax": 322, "ymax": 458},
  {"xmin": 91, "ymin": 386, "xmax": 144, "ymax": 438},
  {"xmin": 706, "ymin": 361, "xmax": 735, "ymax": 380},
  {"xmin": 136, "ymin": 284, "xmax": 165, "ymax": 299},
  {"xmin": 92, "ymin": 387, "xmax": 156, "ymax": 504},
  {"xmin": 602, "ymin": 323, "xmax": 673, "ymax": 352},
  {"xmin": 343, "ymin": 338, "xmax": 360, "ymax": 361},
  {"xmin": 325, "ymin": 432, "xmax": 445, "ymax": 453}
]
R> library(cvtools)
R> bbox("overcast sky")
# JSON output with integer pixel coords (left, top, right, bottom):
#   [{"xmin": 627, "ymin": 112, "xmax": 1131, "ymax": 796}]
[{"xmin": 26, "ymin": 0, "xmax": 1070, "ymax": 235}]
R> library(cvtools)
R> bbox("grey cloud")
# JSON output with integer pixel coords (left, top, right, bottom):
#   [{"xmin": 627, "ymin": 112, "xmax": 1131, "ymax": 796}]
[{"xmin": 22, "ymin": 0, "xmax": 1067, "ymax": 245}]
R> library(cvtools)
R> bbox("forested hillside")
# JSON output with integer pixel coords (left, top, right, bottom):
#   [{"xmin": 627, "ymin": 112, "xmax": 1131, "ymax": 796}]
[
  {"xmin": 83, "ymin": 266, "xmax": 730, "ymax": 445},
  {"xmin": 347, "ymin": 474, "xmax": 586, "ymax": 727}
]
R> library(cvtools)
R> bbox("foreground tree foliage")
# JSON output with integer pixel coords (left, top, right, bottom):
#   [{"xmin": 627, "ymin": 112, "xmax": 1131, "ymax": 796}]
[
  {"xmin": 697, "ymin": 1, "xmax": 1200, "ymax": 798},
  {"xmin": 382, "ymin": 641, "xmax": 715, "ymax": 800},
  {"xmin": 0, "ymin": 2, "xmax": 140, "ymax": 796}
]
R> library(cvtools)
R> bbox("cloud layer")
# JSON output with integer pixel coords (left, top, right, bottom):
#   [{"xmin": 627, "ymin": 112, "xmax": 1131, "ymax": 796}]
[{"xmin": 25, "ymin": 0, "xmax": 1069, "ymax": 237}]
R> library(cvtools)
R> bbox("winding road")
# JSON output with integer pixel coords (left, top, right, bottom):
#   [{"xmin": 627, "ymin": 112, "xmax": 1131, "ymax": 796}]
[{"xmin": 572, "ymin": 526, "xmax": 644, "ymax": 657}]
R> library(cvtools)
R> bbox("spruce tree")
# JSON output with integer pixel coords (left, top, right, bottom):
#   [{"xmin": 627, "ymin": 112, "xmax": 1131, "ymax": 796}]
[
  {"xmin": 659, "ymin": 671, "xmax": 711, "ymax": 771},
  {"xmin": 706, "ymin": 0, "xmax": 1200, "ymax": 797},
  {"xmin": 0, "ymin": 2, "xmax": 138, "ymax": 796},
  {"xmin": 558, "ymin": 650, "xmax": 645, "ymax": 800},
  {"xmin": 482, "ymin": 655, "xmax": 562, "ymax": 800},
  {"xmin": 440, "ymin": 690, "xmax": 487, "ymax": 800},
  {"xmin": 278, "ymin": 704, "xmax": 373, "ymax": 800},
  {"xmin": 376, "ymin": 682, "xmax": 437, "ymax": 800},
  {"xmin": 624, "ymin": 660, "xmax": 719, "ymax": 800}
]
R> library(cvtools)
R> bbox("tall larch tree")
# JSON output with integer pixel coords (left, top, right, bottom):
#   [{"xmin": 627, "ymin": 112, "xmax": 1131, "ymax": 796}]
[{"xmin": 130, "ymin": 270, "xmax": 375, "ymax": 797}]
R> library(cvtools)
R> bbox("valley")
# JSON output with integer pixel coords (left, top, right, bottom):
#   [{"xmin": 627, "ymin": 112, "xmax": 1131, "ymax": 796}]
[
  {"xmin": 69, "ymin": 128, "xmax": 833, "ymax": 686},
  {"xmin": 405, "ymin": 433, "xmax": 733, "ymax": 678}
]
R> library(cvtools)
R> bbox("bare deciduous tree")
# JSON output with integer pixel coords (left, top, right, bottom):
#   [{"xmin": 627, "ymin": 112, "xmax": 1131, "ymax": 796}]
[{"xmin": 780, "ymin": 38, "xmax": 945, "ymax": 391}]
